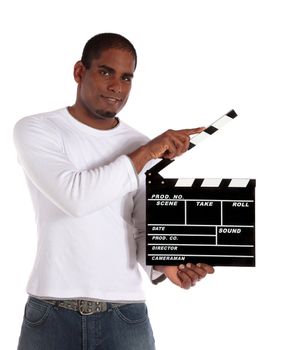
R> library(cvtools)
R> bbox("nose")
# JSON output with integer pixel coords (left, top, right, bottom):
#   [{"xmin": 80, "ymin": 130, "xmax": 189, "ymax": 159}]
[{"xmin": 107, "ymin": 78, "xmax": 122, "ymax": 94}]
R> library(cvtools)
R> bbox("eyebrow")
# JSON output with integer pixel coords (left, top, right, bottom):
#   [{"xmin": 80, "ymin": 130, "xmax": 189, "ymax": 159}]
[
  {"xmin": 98, "ymin": 65, "xmax": 115, "ymax": 74},
  {"xmin": 98, "ymin": 65, "xmax": 134, "ymax": 78}
]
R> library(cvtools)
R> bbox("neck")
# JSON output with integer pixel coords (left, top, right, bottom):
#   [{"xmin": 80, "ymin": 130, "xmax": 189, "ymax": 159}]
[{"xmin": 67, "ymin": 105, "xmax": 119, "ymax": 130}]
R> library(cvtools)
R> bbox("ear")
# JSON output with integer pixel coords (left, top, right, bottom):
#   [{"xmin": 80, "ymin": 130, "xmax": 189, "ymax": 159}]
[{"xmin": 73, "ymin": 61, "xmax": 86, "ymax": 83}]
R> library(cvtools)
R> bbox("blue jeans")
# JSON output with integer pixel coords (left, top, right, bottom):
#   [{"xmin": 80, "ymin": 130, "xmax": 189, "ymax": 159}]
[{"xmin": 17, "ymin": 297, "xmax": 156, "ymax": 350}]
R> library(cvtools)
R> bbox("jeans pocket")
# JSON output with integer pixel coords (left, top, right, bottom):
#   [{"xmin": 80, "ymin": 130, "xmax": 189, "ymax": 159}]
[
  {"xmin": 113, "ymin": 303, "xmax": 149, "ymax": 325},
  {"xmin": 23, "ymin": 298, "xmax": 52, "ymax": 327}
]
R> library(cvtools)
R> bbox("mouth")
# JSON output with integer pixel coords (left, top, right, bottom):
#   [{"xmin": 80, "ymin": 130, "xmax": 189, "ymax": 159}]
[{"xmin": 101, "ymin": 95, "xmax": 122, "ymax": 104}]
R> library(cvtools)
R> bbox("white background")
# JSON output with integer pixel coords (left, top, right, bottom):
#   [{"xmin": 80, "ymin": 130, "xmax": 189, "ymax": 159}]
[{"xmin": 1, "ymin": 0, "xmax": 283, "ymax": 349}]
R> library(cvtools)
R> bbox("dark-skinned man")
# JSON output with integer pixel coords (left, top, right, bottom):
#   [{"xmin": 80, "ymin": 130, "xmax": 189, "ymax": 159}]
[{"xmin": 14, "ymin": 33, "xmax": 214, "ymax": 350}]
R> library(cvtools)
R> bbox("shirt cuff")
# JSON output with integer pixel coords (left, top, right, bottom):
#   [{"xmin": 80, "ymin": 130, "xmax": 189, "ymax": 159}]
[{"xmin": 151, "ymin": 267, "xmax": 167, "ymax": 285}]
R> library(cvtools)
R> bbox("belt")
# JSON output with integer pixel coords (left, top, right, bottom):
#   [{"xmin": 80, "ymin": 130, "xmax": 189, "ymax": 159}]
[{"xmin": 43, "ymin": 299, "xmax": 126, "ymax": 315}]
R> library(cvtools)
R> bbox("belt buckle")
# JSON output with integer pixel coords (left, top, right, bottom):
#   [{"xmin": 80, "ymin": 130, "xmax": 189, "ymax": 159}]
[
  {"xmin": 78, "ymin": 301, "xmax": 104, "ymax": 315},
  {"xmin": 78, "ymin": 300, "xmax": 95, "ymax": 315}
]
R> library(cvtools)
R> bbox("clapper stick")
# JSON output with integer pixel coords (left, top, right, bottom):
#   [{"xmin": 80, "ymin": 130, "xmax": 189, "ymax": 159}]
[{"xmin": 148, "ymin": 109, "xmax": 238, "ymax": 174}]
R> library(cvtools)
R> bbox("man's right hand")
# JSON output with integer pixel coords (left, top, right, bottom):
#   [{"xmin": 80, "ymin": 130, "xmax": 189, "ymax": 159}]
[{"xmin": 128, "ymin": 127, "xmax": 205, "ymax": 173}]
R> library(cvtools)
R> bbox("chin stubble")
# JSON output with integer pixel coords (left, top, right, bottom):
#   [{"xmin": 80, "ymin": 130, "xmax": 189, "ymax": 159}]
[{"xmin": 94, "ymin": 110, "xmax": 117, "ymax": 119}]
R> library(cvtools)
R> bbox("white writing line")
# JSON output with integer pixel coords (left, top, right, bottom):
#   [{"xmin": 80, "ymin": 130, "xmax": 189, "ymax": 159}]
[
  {"xmin": 148, "ymin": 199, "xmax": 254, "ymax": 202},
  {"xmin": 148, "ymin": 244, "xmax": 254, "ymax": 247},
  {"xmin": 148, "ymin": 234, "xmax": 215, "ymax": 237},
  {"xmin": 148, "ymin": 224, "xmax": 254, "ymax": 228},
  {"xmin": 148, "ymin": 254, "xmax": 254, "ymax": 258}
]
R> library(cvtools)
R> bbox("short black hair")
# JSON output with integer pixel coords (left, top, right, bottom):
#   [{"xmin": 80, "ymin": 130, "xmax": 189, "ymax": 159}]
[{"xmin": 81, "ymin": 33, "xmax": 137, "ymax": 70}]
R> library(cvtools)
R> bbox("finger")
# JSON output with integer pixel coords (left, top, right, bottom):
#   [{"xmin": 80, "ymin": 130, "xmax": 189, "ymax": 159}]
[
  {"xmin": 162, "ymin": 134, "xmax": 189, "ymax": 158},
  {"xmin": 179, "ymin": 264, "xmax": 200, "ymax": 284},
  {"xmin": 149, "ymin": 138, "xmax": 176, "ymax": 159},
  {"xmin": 164, "ymin": 130, "xmax": 190, "ymax": 153},
  {"xmin": 196, "ymin": 263, "xmax": 215, "ymax": 274},
  {"xmin": 179, "ymin": 127, "xmax": 206, "ymax": 136},
  {"xmin": 181, "ymin": 263, "xmax": 207, "ymax": 279},
  {"xmin": 162, "ymin": 138, "xmax": 180, "ymax": 159},
  {"xmin": 177, "ymin": 270, "xmax": 192, "ymax": 289},
  {"xmin": 170, "ymin": 134, "xmax": 189, "ymax": 156}
]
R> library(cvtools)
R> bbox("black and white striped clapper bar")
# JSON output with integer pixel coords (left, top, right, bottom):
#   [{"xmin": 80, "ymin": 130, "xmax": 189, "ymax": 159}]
[{"xmin": 145, "ymin": 110, "xmax": 256, "ymax": 267}]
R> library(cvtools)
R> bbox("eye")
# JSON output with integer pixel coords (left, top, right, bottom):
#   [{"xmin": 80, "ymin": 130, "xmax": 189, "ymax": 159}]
[
  {"xmin": 100, "ymin": 70, "xmax": 111, "ymax": 77},
  {"xmin": 122, "ymin": 75, "xmax": 133, "ymax": 82}
]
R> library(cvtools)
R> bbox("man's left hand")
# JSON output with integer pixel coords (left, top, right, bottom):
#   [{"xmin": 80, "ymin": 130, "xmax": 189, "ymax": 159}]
[{"xmin": 154, "ymin": 263, "xmax": 214, "ymax": 289}]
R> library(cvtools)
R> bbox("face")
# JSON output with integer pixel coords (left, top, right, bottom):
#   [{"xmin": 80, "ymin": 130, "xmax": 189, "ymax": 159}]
[{"xmin": 74, "ymin": 48, "xmax": 135, "ymax": 120}]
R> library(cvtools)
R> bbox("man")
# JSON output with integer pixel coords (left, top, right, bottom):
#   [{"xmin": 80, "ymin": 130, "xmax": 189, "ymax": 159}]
[{"xmin": 14, "ymin": 33, "xmax": 214, "ymax": 350}]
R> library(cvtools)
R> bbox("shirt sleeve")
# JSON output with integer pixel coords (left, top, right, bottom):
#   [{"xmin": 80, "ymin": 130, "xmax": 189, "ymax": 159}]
[
  {"xmin": 13, "ymin": 116, "xmax": 139, "ymax": 217},
  {"xmin": 132, "ymin": 160, "xmax": 166, "ymax": 285}
]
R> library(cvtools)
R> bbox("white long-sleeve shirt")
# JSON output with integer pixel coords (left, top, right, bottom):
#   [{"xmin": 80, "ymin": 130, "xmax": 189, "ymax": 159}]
[{"xmin": 13, "ymin": 107, "xmax": 164, "ymax": 302}]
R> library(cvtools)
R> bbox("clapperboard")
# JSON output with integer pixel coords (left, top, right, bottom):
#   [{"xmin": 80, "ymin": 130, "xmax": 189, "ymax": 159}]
[{"xmin": 145, "ymin": 110, "xmax": 256, "ymax": 267}]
